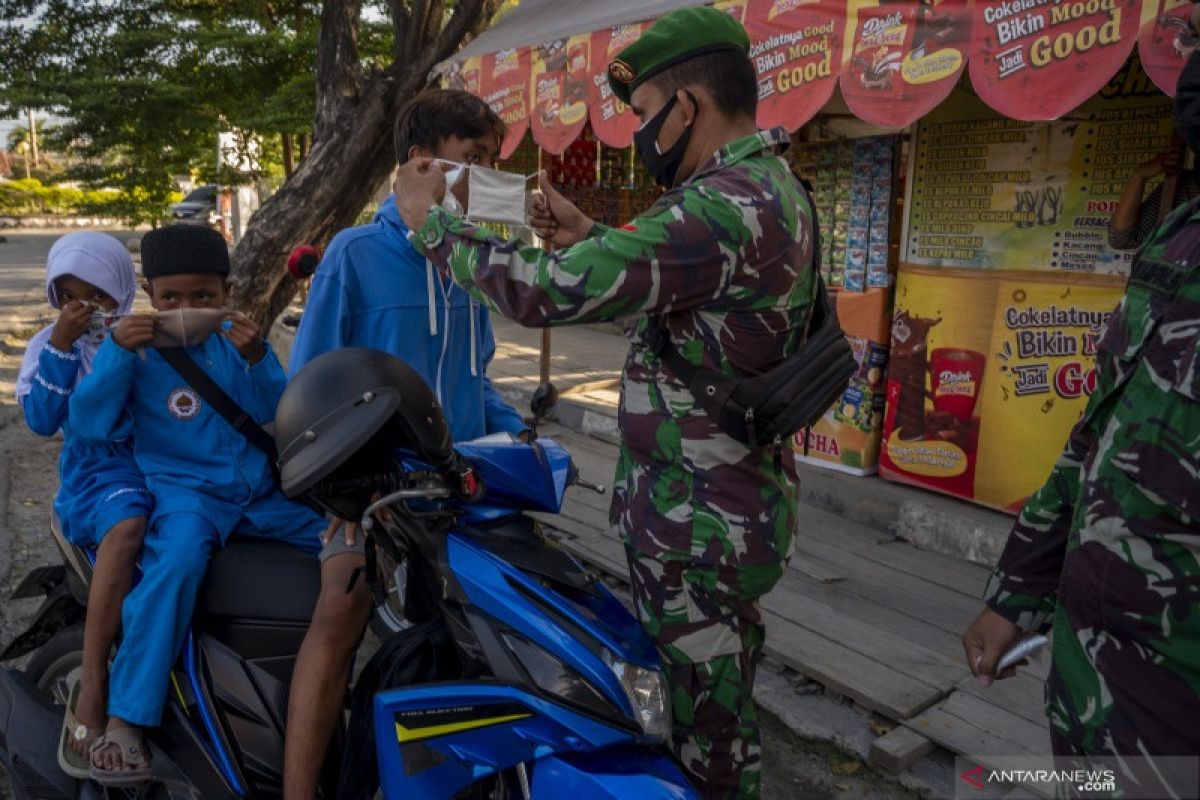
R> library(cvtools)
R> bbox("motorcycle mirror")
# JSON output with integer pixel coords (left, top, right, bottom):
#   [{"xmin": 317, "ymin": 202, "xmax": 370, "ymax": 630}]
[{"xmin": 529, "ymin": 382, "xmax": 558, "ymax": 438}]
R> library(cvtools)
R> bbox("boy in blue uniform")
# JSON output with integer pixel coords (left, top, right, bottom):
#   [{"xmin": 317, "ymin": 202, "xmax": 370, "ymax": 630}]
[
  {"xmin": 16, "ymin": 232, "xmax": 153, "ymax": 774},
  {"xmin": 283, "ymin": 89, "xmax": 528, "ymax": 798},
  {"xmin": 289, "ymin": 89, "xmax": 526, "ymax": 439},
  {"xmin": 72, "ymin": 224, "xmax": 326, "ymax": 783}
]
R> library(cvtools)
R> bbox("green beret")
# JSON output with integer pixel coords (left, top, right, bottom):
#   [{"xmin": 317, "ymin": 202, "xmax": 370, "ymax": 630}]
[{"xmin": 607, "ymin": 7, "xmax": 751, "ymax": 105}]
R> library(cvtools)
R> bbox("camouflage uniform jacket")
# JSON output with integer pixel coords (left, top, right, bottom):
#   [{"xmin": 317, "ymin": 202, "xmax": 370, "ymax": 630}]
[
  {"xmin": 986, "ymin": 197, "xmax": 1200, "ymax": 662},
  {"xmin": 417, "ymin": 127, "xmax": 816, "ymax": 567}
]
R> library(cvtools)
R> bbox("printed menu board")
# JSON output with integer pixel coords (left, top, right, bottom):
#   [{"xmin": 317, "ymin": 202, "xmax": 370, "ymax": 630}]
[{"xmin": 904, "ymin": 78, "xmax": 1174, "ymax": 276}]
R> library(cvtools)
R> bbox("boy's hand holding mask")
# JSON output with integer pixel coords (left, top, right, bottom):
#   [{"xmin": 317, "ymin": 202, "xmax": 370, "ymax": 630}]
[
  {"xmin": 222, "ymin": 311, "xmax": 266, "ymax": 364},
  {"xmin": 113, "ymin": 314, "xmax": 159, "ymax": 352}
]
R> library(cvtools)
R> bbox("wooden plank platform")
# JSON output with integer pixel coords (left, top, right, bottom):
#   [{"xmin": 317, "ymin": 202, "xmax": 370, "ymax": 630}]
[{"xmin": 537, "ymin": 422, "xmax": 1051, "ymax": 772}]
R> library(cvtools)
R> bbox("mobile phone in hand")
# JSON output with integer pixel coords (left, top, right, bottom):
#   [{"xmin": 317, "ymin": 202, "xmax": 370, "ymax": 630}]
[{"xmin": 997, "ymin": 634, "xmax": 1049, "ymax": 673}]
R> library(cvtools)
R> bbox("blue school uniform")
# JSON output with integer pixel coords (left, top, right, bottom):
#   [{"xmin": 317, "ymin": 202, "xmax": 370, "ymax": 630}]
[
  {"xmin": 289, "ymin": 195, "xmax": 526, "ymax": 441},
  {"xmin": 19, "ymin": 336, "xmax": 152, "ymax": 544},
  {"xmin": 71, "ymin": 333, "xmax": 324, "ymax": 726}
]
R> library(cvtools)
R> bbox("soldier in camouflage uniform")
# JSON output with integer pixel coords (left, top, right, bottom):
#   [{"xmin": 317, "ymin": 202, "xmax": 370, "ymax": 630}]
[
  {"xmin": 394, "ymin": 8, "xmax": 813, "ymax": 797},
  {"xmin": 963, "ymin": 39, "xmax": 1200, "ymax": 798}
]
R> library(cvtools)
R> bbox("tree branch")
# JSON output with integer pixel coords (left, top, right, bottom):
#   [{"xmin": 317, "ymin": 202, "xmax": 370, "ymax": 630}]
[
  {"xmin": 314, "ymin": 0, "xmax": 363, "ymax": 142},
  {"xmin": 386, "ymin": 0, "xmax": 497, "ymax": 89},
  {"xmin": 388, "ymin": 0, "xmax": 411, "ymax": 65}
]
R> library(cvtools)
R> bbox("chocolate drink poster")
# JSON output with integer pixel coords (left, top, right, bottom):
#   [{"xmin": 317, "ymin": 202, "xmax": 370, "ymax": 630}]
[
  {"xmin": 969, "ymin": 0, "xmax": 1140, "ymax": 121},
  {"xmin": 879, "ymin": 266, "xmax": 1124, "ymax": 512},
  {"xmin": 1138, "ymin": 0, "xmax": 1200, "ymax": 97},
  {"xmin": 839, "ymin": 0, "xmax": 970, "ymax": 129},
  {"xmin": 529, "ymin": 34, "xmax": 592, "ymax": 155}
]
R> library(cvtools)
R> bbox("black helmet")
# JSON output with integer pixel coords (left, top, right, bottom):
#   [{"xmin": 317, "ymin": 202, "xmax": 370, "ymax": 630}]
[{"xmin": 274, "ymin": 348, "xmax": 454, "ymax": 499}]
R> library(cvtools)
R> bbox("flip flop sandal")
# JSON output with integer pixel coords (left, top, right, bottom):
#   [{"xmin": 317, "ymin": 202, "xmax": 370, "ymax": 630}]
[
  {"xmin": 56, "ymin": 674, "xmax": 95, "ymax": 779},
  {"xmin": 89, "ymin": 727, "xmax": 152, "ymax": 786}
]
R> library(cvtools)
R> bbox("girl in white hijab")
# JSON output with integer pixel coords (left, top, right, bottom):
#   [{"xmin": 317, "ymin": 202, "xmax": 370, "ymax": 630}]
[{"xmin": 16, "ymin": 232, "xmax": 153, "ymax": 779}]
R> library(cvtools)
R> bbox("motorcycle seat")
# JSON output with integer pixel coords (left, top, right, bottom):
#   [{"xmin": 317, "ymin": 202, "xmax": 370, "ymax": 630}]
[{"xmin": 198, "ymin": 538, "xmax": 320, "ymax": 624}]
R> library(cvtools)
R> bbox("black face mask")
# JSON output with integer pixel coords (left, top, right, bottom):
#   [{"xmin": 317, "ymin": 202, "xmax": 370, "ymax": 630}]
[{"xmin": 634, "ymin": 91, "xmax": 697, "ymax": 188}]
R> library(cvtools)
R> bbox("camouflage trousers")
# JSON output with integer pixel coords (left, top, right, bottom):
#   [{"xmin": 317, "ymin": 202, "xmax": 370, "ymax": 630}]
[
  {"xmin": 1045, "ymin": 576, "xmax": 1200, "ymax": 799},
  {"xmin": 625, "ymin": 546, "xmax": 785, "ymax": 800}
]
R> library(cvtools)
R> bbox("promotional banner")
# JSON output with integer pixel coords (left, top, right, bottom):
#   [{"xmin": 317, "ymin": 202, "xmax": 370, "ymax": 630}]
[
  {"xmin": 587, "ymin": 23, "xmax": 648, "ymax": 148},
  {"xmin": 797, "ymin": 287, "xmax": 892, "ymax": 474},
  {"xmin": 529, "ymin": 35, "xmax": 592, "ymax": 155},
  {"xmin": 444, "ymin": 55, "xmax": 484, "ymax": 95},
  {"xmin": 743, "ymin": 0, "xmax": 846, "ymax": 131},
  {"xmin": 879, "ymin": 266, "xmax": 1124, "ymax": 512},
  {"xmin": 905, "ymin": 82, "xmax": 1174, "ymax": 275},
  {"xmin": 969, "ymin": 0, "xmax": 1141, "ymax": 121},
  {"xmin": 481, "ymin": 47, "xmax": 532, "ymax": 159},
  {"xmin": 839, "ymin": 0, "xmax": 969, "ymax": 129},
  {"xmin": 1139, "ymin": 0, "xmax": 1198, "ymax": 96}
]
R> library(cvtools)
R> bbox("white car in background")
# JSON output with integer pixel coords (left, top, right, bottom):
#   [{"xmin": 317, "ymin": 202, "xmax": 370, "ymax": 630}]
[{"xmin": 170, "ymin": 184, "xmax": 219, "ymax": 226}]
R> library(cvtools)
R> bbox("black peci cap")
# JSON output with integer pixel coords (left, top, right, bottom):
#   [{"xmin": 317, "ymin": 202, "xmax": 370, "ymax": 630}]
[{"xmin": 141, "ymin": 224, "xmax": 231, "ymax": 279}]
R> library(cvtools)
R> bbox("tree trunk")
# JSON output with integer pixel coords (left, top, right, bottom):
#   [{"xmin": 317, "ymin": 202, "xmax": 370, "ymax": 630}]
[
  {"xmin": 298, "ymin": 134, "xmax": 308, "ymax": 161},
  {"xmin": 229, "ymin": 0, "xmax": 499, "ymax": 330},
  {"xmin": 282, "ymin": 133, "xmax": 295, "ymax": 177}
]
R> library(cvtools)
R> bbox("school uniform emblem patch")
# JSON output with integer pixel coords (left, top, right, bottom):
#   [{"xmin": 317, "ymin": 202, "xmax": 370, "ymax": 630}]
[{"xmin": 167, "ymin": 388, "xmax": 202, "ymax": 420}]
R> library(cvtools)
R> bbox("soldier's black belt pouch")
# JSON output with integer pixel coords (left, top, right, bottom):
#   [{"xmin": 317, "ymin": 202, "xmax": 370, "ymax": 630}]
[{"xmin": 647, "ymin": 274, "xmax": 856, "ymax": 452}]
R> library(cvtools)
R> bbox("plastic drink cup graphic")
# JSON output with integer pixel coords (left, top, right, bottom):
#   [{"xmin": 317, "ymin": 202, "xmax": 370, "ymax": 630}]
[{"xmin": 930, "ymin": 348, "xmax": 985, "ymax": 421}]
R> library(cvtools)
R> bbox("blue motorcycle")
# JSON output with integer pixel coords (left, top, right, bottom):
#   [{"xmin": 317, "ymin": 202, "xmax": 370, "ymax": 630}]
[{"xmin": 0, "ymin": 347, "xmax": 696, "ymax": 799}]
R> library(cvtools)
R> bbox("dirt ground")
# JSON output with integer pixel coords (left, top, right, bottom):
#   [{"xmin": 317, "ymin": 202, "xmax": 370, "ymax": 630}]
[{"xmin": 0, "ymin": 320, "xmax": 68, "ymax": 657}]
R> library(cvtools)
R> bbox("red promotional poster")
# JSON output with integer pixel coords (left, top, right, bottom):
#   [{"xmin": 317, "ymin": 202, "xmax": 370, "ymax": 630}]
[
  {"xmin": 839, "ymin": 0, "xmax": 969, "ymax": 129},
  {"xmin": 588, "ymin": 23, "xmax": 648, "ymax": 148},
  {"xmin": 530, "ymin": 34, "xmax": 591, "ymax": 155},
  {"xmin": 969, "ymin": 0, "xmax": 1141, "ymax": 121},
  {"xmin": 481, "ymin": 47, "xmax": 532, "ymax": 158},
  {"xmin": 745, "ymin": 0, "xmax": 845, "ymax": 131},
  {"xmin": 444, "ymin": 55, "xmax": 484, "ymax": 95},
  {"xmin": 1139, "ymin": 0, "xmax": 1199, "ymax": 97}
]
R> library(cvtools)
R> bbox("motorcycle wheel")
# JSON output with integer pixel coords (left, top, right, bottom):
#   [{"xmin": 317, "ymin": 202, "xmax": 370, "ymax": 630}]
[{"xmin": 24, "ymin": 623, "xmax": 85, "ymax": 707}]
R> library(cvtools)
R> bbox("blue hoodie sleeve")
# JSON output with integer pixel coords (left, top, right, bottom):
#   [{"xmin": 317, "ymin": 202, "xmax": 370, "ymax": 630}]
[
  {"xmin": 289, "ymin": 254, "xmax": 352, "ymax": 379},
  {"xmin": 21, "ymin": 342, "xmax": 83, "ymax": 436},
  {"xmin": 69, "ymin": 337, "xmax": 136, "ymax": 444},
  {"xmin": 478, "ymin": 308, "xmax": 527, "ymax": 436}
]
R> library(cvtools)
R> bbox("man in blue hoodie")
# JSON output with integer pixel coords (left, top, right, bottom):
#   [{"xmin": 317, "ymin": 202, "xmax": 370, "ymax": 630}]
[{"xmin": 283, "ymin": 89, "xmax": 528, "ymax": 798}]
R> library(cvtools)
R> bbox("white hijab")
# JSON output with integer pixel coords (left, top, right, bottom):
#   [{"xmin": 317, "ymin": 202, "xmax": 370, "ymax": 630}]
[{"xmin": 16, "ymin": 232, "xmax": 138, "ymax": 401}]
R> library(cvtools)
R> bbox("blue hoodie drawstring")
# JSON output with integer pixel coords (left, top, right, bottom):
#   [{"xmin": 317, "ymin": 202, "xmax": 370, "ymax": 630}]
[
  {"xmin": 469, "ymin": 300, "xmax": 478, "ymax": 377},
  {"xmin": 426, "ymin": 259, "xmax": 438, "ymax": 336}
]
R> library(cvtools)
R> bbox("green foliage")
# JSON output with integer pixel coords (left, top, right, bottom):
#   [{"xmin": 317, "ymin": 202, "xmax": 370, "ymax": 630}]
[
  {"xmin": 0, "ymin": 176, "xmax": 181, "ymax": 222},
  {"xmin": 0, "ymin": 2, "xmax": 322, "ymax": 222}
]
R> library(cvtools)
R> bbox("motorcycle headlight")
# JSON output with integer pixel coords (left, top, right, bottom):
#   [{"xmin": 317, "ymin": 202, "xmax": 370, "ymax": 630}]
[
  {"xmin": 604, "ymin": 651, "xmax": 671, "ymax": 743},
  {"xmin": 502, "ymin": 633, "xmax": 614, "ymax": 720}
]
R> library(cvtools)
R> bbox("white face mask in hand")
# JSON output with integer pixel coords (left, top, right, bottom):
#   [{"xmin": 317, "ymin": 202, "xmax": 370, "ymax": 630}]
[{"xmin": 437, "ymin": 159, "xmax": 535, "ymax": 228}]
